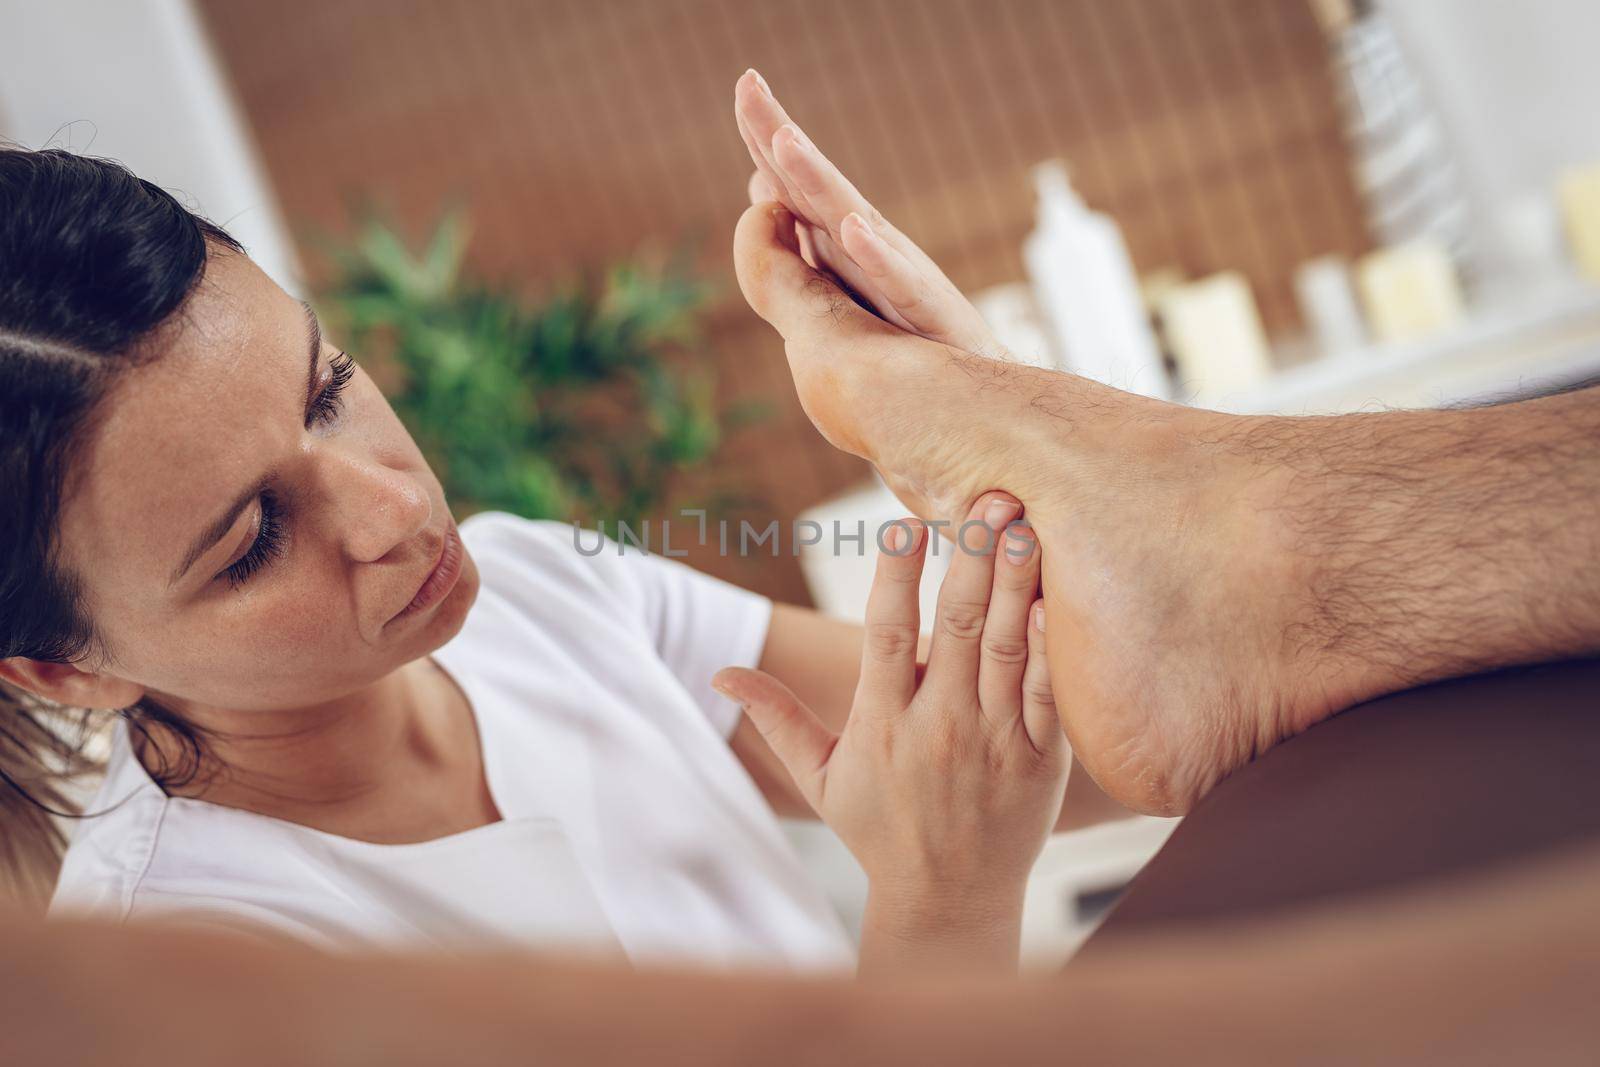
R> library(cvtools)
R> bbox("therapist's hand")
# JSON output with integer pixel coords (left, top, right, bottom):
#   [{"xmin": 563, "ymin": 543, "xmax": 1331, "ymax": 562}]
[
  {"xmin": 734, "ymin": 69, "xmax": 1001, "ymax": 358},
  {"xmin": 712, "ymin": 491, "xmax": 1067, "ymax": 974}
]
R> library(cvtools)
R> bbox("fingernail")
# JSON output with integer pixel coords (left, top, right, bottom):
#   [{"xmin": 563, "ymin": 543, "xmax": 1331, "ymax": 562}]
[
  {"xmin": 985, "ymin": 497, "xmax": 1020, "ymax": 529},
  {"xmin": 1032, "ymin": 603, "xmax": 1046, "ymax": 632},
  {"xmin": 886, "ymin": 524, "xmax": 906, "ymax": 553},
  {"xmin": 747, "ymin": 68, "xmax": 770, "ymax": 95},
  {"xmin": 1004, "ymin": 527, "xmax": 1035, "ymax": 564}
]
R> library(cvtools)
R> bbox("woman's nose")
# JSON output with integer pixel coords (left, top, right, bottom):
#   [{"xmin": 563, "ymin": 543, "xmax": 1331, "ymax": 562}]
[{"xmin": 319, "ymin": 449, "xmax": 431, "ymax": 564}]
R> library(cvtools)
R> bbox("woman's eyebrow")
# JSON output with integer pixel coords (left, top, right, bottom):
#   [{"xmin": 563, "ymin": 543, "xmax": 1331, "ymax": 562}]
[
  {"xmin": 299, "ymin": 300, "xmax": 322, "ymax": 417},
  {"xmin": 165, "ymin": 303, "xmax": 320, "ymax": 589}
]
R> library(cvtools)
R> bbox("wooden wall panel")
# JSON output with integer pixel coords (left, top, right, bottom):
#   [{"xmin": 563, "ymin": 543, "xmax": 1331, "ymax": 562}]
[{"xmin": 198, "ymin": 0, "xmax": 1370, "ymax": 603}]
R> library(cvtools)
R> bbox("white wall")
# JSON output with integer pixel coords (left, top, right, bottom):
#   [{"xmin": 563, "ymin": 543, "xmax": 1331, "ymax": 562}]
[
  {"xmin": 1379, "ymin": 0, "xmax": 1600, "ymax": 264},
  {"xmin": 0, "ymin": 0, "xmax": 302, "ymax": 296}
]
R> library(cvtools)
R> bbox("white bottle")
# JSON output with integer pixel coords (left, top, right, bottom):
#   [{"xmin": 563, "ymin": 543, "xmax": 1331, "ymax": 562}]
[{"xmin": 1023, "ymin": 162, "xmax": 1170, "ymax": 399}]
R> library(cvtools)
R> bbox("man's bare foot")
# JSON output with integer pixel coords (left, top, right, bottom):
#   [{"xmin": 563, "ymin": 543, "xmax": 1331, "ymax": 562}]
[
  {"xmin": 733, "ymin": 70, "xmax": 1600, "ymax": 816},
  {"xmin": 734, "ymin": 202, "xmax": 1345, "ymax": 816}
]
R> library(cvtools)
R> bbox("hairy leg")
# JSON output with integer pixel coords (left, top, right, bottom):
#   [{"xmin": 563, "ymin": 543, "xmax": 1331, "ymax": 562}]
[
  {"xmin": 735, "ymin": 201, "xmax": 1600, "ymax": 814},
  {"xmin": 1237, "ymin": 388, "xmax": 1600, "ymax": 718}
]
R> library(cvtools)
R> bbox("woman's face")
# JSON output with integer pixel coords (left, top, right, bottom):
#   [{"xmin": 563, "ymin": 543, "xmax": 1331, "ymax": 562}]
[{"xmin": 54, "ymin": 247, "xmax": 480, "ymax": 714}]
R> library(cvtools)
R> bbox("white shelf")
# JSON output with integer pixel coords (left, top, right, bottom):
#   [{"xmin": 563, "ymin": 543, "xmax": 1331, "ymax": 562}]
[{"xmin": 1203, "ymin": 279, "xmax": 1600, "ymax": 415}]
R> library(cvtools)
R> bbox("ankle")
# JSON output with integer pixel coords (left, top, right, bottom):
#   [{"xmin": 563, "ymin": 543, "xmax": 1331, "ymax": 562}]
[
  {"xmin": 1225, "ymin": 414, "xmax": 1393, "ymax": 737},
  {"xmin": 1133, "ymin": 409, "xmax": 1343, "ymax": 756}
]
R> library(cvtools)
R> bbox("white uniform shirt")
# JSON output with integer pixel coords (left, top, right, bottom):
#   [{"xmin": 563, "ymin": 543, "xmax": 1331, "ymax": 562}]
[{"xmin": 51, "ymin": 511, "xmax": 854, "ymax": 971}]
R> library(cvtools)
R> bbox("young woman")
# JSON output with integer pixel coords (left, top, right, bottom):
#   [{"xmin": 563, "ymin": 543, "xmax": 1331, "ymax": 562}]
[{"xmin": 0, "ymin": 138, "xmax": 1076, "ymax": 973}]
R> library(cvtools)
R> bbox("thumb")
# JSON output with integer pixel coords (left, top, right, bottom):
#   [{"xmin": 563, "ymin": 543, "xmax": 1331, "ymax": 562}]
[
  {"xmin": 712, "ymin": 665, "xmax": 834, "ymax": 809},
  {"xmin": 733, "ymin": 201, "xmax": 863, "ymax": 340}
]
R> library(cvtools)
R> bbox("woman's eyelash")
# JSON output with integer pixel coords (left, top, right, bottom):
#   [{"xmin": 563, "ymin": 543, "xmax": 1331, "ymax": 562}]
[
  {"xmin": 223, "ymin": 489, "xmax": 286, "ymax": 589},
  {"xmin": 308, "ymin": 350, "xmax": 356, "ymax": 426}
]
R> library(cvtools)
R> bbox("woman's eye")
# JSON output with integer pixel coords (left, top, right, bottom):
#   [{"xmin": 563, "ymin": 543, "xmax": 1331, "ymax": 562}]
[
  {"xmin": 221, "ymin": 490, "xmax": 287, "ymax": 588},
  {"xmin": 216, "ymin": 351, "xmax": 353, "ymax": 589},
  {"xmin": 308, "ymin": 350, "xmax": 356, "ymax": 427}
]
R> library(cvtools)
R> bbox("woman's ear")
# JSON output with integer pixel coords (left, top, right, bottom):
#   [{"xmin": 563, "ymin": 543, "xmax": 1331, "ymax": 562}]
[{"xmin": 0, "ymin": 657, "xmax": 143, "ymax": 710}]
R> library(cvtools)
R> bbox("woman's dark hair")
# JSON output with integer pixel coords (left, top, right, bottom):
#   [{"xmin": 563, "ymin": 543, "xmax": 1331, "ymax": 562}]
[{"xmin": 0, "ymin": 145, "xmax": 244, "ymax": 908}]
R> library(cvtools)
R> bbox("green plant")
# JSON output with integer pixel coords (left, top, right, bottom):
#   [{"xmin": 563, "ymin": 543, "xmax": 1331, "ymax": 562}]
[{"xmin": 314, "ymin": 208, "xmax": 763, "ymax": 528}]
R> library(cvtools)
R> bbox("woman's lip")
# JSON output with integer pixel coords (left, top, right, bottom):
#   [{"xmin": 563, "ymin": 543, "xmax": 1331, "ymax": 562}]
[{"xmin": 391, "ymin": 520, "xmax": 464, "ymax": 624}]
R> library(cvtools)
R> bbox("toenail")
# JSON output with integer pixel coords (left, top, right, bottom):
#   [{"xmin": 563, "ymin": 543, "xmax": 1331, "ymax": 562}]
[
  {"xmin": 783, "ymin": 125, "xmax": 813, "ymax": 153},
  {"xmin": 985, "ymin": 497, "xmax": 1020, "ymax": 528}
]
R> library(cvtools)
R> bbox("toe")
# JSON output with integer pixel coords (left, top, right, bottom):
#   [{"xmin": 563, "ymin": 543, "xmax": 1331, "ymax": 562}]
[{"xmin": 733, "ymin": 201, "xmax": 867, "ymax": 340}]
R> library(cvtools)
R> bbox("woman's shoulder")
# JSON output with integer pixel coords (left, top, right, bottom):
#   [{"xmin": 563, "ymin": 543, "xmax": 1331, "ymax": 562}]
[
  {"xmin": 456, "ymin": 510, "xmax": 654, "ymax": 612},
  {"xmin": 54, "ymin": 780, "xmax": 371, "ymax": 940},
  {"xmin": 51, "ymin": 725, "xmax": 332, "ymax": 926},
  {"xmin": 458, "ymin": 511, "xmax": 602, "ymax": 584},
  {"xmin": 50, "ymin": 723, "xmax": 172, "ymax": 921},
  {"xmin": 458, "ymin": 509, "xmax": 570, "ymax": 551}
]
